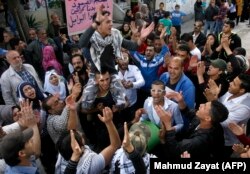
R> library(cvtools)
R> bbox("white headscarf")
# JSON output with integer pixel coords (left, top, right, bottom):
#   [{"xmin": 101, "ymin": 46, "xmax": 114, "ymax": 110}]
[{"xmin": 44, "ymin": 70, "xmax": 67, "ymax": 100}]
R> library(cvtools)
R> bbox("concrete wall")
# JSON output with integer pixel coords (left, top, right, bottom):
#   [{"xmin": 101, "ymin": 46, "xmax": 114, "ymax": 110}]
[{"xmin": 155, "ymin": 0, "xmax": 210, "ymax": 21}]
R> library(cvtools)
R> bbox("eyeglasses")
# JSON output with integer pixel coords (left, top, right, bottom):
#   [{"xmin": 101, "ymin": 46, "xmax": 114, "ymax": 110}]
[{"xmin": 151, "ymin": 89, "xmax": 165, "ymax": 94}]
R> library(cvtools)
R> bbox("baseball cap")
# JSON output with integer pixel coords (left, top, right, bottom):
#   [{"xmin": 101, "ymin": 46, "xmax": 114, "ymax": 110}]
[
  {"xmin": 0, "ymin": 128, "xmax": 33, "ymax": 164},
  {"xmin": 210, "ymin": 59, "xmax": 227, "ymax": 71},
  {"xmin": 129, "ymin": 122, "xmax": 151, "ymax": 156}
]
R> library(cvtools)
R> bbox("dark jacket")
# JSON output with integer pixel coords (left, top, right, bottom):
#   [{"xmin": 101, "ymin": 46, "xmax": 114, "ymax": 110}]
[
  {"xmin": 190, "ymin": 31, "xmax": 206, "ymax": 50},
  {"xmin": 204, "ymin": 5, "xmax": 219, "ymax": 21},
  {"xmin": 164, "ymin": 107, "xmax": 225, "ymax": 159},
  {"xmin": 217, "ymin": 32, "xmax": 242, "ymax": 61}
]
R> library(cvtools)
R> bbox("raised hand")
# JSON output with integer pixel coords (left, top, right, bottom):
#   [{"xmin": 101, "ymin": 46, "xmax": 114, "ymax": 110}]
[
  {"xmin": 95, "ymin": 4, "xmax": 106, "ymax": 23},
  {"xmin": 98, "ymin": 107, "xmax": 113, "ymax": 123},
  {"xmin": 133, "ymin": 108, "xmax": 147, "ymax": 123},
  {"xmin": 71, "ymin": 83, "xmax": 82, "ymax": 98},
  {"xmin": 66, "ymin": 95, "xmax": 77, "ymax": 110},
  {"xmin": 197, "ymin": 61, "xmax": 206, "ymax": 76},
  {"xmin": 154, "ymin": 105, "xmax": 172, "ymax": 130},
  {"xmin": 163, "ymin": 53, "xmax": 172, "ymax": 67},
  {"xmin": 165, "ymin": 91, "xmax": 184, "ymax": 103},
  {"xmin": 203, "ymin": 88, "xmax": 217, "ymax": 101},
  {"xmin": 73, "ymin": 72, "xmax": 80, "ymax": 83},
  {"xmin": 228, "ymin": 122, "xmax": 245, "ymax": 136},
  {"xmin": 122, "ymin": 122, "xmax": 134, "ymax": 153},
  {"xmin": 67, "ymin": 78, "xmax": 74, "ymax": 93},
  {"xmin": 70, "ymin": 130, "xmax": 83, "ymax": 162},
  {"xmin": 207, "ymin": 79, "xmax": 221, "ymax": 97},
  {"xmin": 18, "ymin": 99, "xmax": 37, "ymax": 127},
  {"xmin": 170, "ymin": 27, "xmax": 177, "ymax": 36},
  {"xmin": 140, "ymin": 22, "xmax": 155, "ymax": 40},
  {"xmin": 130, "ymin": 21, "xmax": 139, "ymax": 35},
  {"xmin": 232, "ymin": 144, "xmax": 248, "ymax": 154},
  {"xmin": 160, "ymin": 27, "xmax": 167, "ymax": 39}
]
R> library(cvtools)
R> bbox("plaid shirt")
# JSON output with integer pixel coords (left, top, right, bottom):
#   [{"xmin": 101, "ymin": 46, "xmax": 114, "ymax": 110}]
[{"xmin": 16, "ymin": 69, "xmax": 37, "ymax": 86}]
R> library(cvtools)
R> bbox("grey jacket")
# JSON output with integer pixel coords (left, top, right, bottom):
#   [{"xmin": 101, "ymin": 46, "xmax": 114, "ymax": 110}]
[{"xmin": 0, "ymin": 64, "xmax": 43, "ymax": 105}]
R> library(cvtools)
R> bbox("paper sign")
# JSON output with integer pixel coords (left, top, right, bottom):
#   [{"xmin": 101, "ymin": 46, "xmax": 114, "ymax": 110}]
[{"xmin": 65, "ymin": 0, "xmax": 113, "ymax": 36}]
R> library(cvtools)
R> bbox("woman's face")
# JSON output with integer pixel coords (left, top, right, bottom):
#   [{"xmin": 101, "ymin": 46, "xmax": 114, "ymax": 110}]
[
  {"xmin": 23, "ymin": 85, "xmax": 36, "ymax": 99},
  {"xmin": 207, "ymin": 35, "xmax": 215, "ymax": 45},
  {"xmin": 123, "ymin": 24, "xmax": 130, "ymax": 32},
  {"xmin": 49, "ymin": 74, "xmax": 59, "ymax": 86}
]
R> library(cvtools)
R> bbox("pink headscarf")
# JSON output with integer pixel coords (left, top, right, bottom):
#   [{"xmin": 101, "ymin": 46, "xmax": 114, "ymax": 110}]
[{"xmin": 42, "ymin": 45, "xmax": 63, "ymax": 75}]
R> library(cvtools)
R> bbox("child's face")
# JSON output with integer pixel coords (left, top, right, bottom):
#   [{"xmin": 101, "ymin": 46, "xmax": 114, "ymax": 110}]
[{"xmin": 49, "ymin": 74, "xmax": 59, "ymax": 86}]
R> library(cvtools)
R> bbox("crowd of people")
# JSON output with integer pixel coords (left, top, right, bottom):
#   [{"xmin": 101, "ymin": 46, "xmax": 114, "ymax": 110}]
[{"xmin": 0, "ymin": 0, "xmax": 250, "ymax": 173}]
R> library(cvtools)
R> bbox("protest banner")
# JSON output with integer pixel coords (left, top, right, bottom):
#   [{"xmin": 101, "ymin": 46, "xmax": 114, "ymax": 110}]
[{"xmin": 66, "ymin": 0, "xmax": 113, "ymax": 36}]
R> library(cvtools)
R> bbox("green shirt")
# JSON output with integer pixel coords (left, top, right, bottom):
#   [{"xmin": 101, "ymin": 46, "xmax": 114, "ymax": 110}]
[{"xmin": 159, "ymin": 18, "xmax": 172, "ymax": 35}]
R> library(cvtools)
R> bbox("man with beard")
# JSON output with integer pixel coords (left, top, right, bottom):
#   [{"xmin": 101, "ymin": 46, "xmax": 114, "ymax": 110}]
[
  {"xmin": 69, "ymin": 54, "xmax": 89, "ymax": 89},
  {"xmin": 189, "ymin": 20, "xmax": 206, "ymax": 51},
  {"xmin": 0, "ymin": 50, "xmax": 43, "ymax": 105},
  {"xmin": 116, "ymin": 52, "xmax": 145, "ymax": 122}
]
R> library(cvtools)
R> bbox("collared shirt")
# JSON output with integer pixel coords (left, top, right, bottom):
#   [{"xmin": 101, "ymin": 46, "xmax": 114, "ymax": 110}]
[
  {"xmin": 116, "ymin": 65, "xmax": 145, "ymax": 106},
  {"xmin": 140, "ymin": 97, "xmax": 184, "ymax": 132},
  {"xmin": 16, "ymin": 68, "xmax": 37, "ymax": 86},
  {"xmin": 5, "ymin": 156, "xmax": 39, "ymax": 174},
  {"xmin": 192, "ymin": 32, "xmax": 200, "ymax": 44},
  {"xmin": 220, "ymin": 92, "xmax": 250, "ymax": 146}
]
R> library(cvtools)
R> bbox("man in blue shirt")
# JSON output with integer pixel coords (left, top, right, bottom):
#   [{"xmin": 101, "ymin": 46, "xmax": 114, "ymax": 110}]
[
  {"xmin": 130, "ymin": 35, "xmax": 169, "ymax": 107},
  {"xmin": 171, "ymin": 4, "xmax": 186, "ymax": 38}
]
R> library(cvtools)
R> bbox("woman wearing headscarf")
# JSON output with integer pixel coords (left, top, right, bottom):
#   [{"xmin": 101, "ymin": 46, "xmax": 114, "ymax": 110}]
[
  {"xmin": 42, "ymin": 45, "xmax": 63, "ymax": 75},
  {"xmin": 44, "ymin": 69, "xmax": 68, "ymax": 100},
  {"xmin": 16, "ymin": 81, "xmax": 57, "ymax": 173}
]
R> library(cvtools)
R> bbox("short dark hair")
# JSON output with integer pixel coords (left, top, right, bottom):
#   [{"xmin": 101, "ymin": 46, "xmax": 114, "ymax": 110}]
[
  {"xmin": 164, "ymin": 11, "xmax": 170, "ymax": 18},
  {"xmin": 42, "ymin": 95, "xmax": 54, "ymax": 113},
  {"xmin": 234, "ymin": 47, "xmax": 246, "ymax": 56},
  {"xmin": 160, "ymin": 2, "xmax": 164, "ymax": 6},
  {"xmin": 180, "ymin": 33, "xmax": 193, "ymax": 43},
  {"xmin": 92, "ymin": 11, "xmax": 110, "ymax": 21},
  {"xmin": 178, "ymin": 43, "xmax": 190, "ymax": 53},
  {"xmin": 95, "ymin": 67, "xmax": 111, "ymax": 77},
  {"xmin": 224, "ymin": 20, "xmax": 235, "ymax": 28},
  {"xmin": 9, "ymin": 37, "xmax": 20, "ymax": 50},
  {"xmin": 238, "ymin": 73, "xmax": 250, "ymax": 93},
  {"xmin": 70, "ymin": 54, "xmax": 84, "ymax": 64},
  {"xmin": 152, "ymin": 80, "xmax": 165, "ymax": 89},
  {"xmin": 56, "ymin": 130, "xmax": 84, "ymax": 161},
  {"xmin": 175, "ymin": 4, "xmax": 180, "ymax": 8},
  {"xmin": 210, "ymin": 100, "xmax": 228, "ymax": 125}
]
